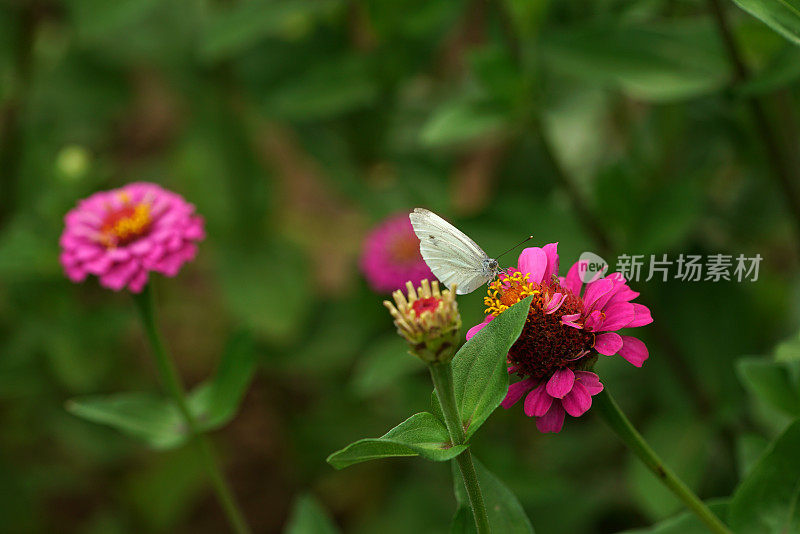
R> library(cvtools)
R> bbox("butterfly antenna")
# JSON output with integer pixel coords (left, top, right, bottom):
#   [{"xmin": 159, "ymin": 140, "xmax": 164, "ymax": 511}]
[{"xmin": 495, "ymin": 235, "xmax": 534, "ymax": 260}]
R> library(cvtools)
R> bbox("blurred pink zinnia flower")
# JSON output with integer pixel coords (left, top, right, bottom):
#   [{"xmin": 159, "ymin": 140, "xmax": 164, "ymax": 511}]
[
  {"xmin": 360, "ymin": 213, "xmax": 433, "ymax": 293},
  {"xmin": 60, "ymin": 182, "xmax": 205, "ymax": 293},
  {"xmin": 467, "ymin": 243, "xmax": 652, "ymax": 433}
]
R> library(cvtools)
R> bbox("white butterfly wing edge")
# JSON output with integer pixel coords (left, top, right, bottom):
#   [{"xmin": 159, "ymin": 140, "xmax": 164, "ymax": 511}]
[{"xmin": 409, "ymin": 208, "xmax": 491, "ymax": 295}]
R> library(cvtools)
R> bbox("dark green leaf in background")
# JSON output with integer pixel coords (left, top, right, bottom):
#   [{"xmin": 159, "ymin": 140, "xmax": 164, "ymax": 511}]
[
  {"xmin": 737, "ymin": 357, "xmax": 800, "ymax": 417},
  {"xmin": 452, "ymin": 458, "xmax": 534, "ymax": 533},
  {"xmin": 729, "ymin": 419, "xmax": 800, "ymax": 533},
  {"xmin": 284, "ymin": 494, "xmax": 341, "ymax": 534}
]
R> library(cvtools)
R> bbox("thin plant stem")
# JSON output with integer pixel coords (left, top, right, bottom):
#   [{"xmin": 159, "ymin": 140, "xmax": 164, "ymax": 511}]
[
  {"xmin": 429, "ymin": 362, "xmax": 491, "ymax": 534},
  {"xmin": 594, "ymin": 389, "xmax": 732, "ymax": 534},
  {"xmin": 133, "ymin": 285, "xmax": 252, "ymax": 534}
]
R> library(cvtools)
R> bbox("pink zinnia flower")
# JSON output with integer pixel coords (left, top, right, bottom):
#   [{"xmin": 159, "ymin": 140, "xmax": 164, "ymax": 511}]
[
  {"xmin": 360, "ymin": 213, "xmax": 434, "ymax": 293},
  {"xmin": 467, "ymin": 243, "xmax": 652, "ymax": 433},
  {"xmin": 59, "ymin": 182, "xmax": 205, "ymax": 293}
]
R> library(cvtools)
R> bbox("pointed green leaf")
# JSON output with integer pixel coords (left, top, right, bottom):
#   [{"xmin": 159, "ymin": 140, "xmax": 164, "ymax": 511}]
[
  {"xmin": 66, "ymin": 392, "xmax": 186, "ymax": 449},
  {"xmin": 189, "ymin": 331, "xmax": 258, "ymax": 431},
  {"xmin": 729, "ymin": 419, "xmax": 800, "ymax": 533},
  {"xmin": 450, "ymin": 506, "xmax": 475, "ymax": 534},
  {"xmin": 326, "ymin": 412, "xmax": 467, "ymax": 469},
  {"xmin": 284, "ymin": 494, "xmax": 341, "ymax": 534},
  {"xmin": 540, "ymin": 20, "xmax": 729, "ymax": 102},
  {"xmin": 421, "ymin": 99, "xmax": 508, "ymax": 147},
  {"xmin": 732, "ymin": 0, "xmax": 800, "ymax": 46},
  {"xmin": 452, "ymin": 296, "xmax": 532, "ymax": 438},
  {"xmin": 452, "ymin": 458, "xmax": 534, "ymax": 533},
  {"xmin": 737, "ymin": 357, "xmax": 800, "ymax": 416}
]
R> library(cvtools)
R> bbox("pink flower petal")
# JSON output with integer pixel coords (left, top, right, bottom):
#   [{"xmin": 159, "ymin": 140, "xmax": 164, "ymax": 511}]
[
  {"xmin": 542, "ymin": 242, "xmax": 560, "ymax": 281},
  {"xmin": 560, "ymin": 313, "xmax": 583, "ymax": 329},
  {"xmin": 536, "ymin": 403, "xmax": 566, "ymax": 433},
  {"xmin": 618, "ymin": 336, "xmax": 649, "ymax": 367},
  {"xmin": 502, "ymin": 378, "xmax": 536, "ymax": 409},
  {"xmin": 543, "ymin": 292, "xmax": 566, "ymax": 314},
  {"xmin": 628, "ymin": 304, "xmax": 653, "ymax": 327},
  {"xmin": 466, "ymin": 315, "xmax": 494, "ymax": 341},
  {"xmin": 563, "ymin": 262, "xmax": 583, "ymax": 295},
  {"xmin": 583, "ymin": 310, "xmax": 604, "ymax": 332},
  {"xmin": 523, "ymin": 383, "xmax": 553, "ymax": 417},
  {"xmin": 574, "ymin": 371, "xmax": 604, "ymax": 395},
  {"xmin": 546, "ymin": 368, "xmax": 575, "ymax": 399},
  {"xmin": 594, "ymin": 332, "xmax": 623, "ymax": 355},
  {"xmin": 583, "ymin": 278, "xmax": 614, "ymax": 313},
  {"xmin": 561, "ymin": 382, "xmax": 593, "ymax": 417},
  {"xmin": 599, "ymin": 302, "xmax": 636, "ymax": 331},
  {"xmin": 518, "ymin": 247, "xmax": 548, "ymax": 284}
]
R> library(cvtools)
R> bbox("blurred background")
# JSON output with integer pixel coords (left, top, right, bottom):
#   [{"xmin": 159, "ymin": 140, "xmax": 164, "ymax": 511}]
[{"xmin": 2, "ymin": 0, "xmax": 800, "ymax": 532}]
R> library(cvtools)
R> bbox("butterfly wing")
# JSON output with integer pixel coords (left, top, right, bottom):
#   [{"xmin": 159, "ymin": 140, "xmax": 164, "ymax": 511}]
[{"xmin": 409, "ymin": 208, "xmax": 492, "ymax": 295}]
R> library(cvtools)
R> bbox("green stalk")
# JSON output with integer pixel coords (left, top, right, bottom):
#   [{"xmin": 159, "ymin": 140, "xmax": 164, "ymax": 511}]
[
  {"xmin": 429, "ymin": 362, "xmax": 491, "ymax": 534},
  {"xmin": 133, "ymin": 285, "xmax": 252, "ymax": 534},
  {"xmin": 594, "ymin": 389, "xmax": 731, "ymax": 534}
]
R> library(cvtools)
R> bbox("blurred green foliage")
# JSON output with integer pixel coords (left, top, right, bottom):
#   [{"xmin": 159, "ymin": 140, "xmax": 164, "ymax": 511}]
[{"xmin": 3, "ymin": 0, "xmax": 800, "ymax": 532}]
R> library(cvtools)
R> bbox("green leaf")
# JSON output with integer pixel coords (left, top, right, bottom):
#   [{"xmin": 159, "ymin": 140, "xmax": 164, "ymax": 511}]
[
  {"xmin": 452, "ymin": 296, "xmax": 532, "ymax": 438},
  {"xmin": 729, "ymin": 419, "xmax": 800, "ymax": 533},
  {"xmin": 539, "ymin": 20, "xmax": 729, "ymax": 102},
  {"xmin": 621, "ymin": 500, "xmax": 728, "ymax": 533},
  {"xmin": 68, "ymin": 332, "xmax": 257, "ymax": 448},
  {"xmin": 739, "ymin": 45, "xmax": 800, "ymax": 96},
  {"xmin": 452, "ymin": 458, "xmax": 534, "ymax": 533},
  {"xmin": 731, "ymin": 0, "xmax": 800, "ymax": 46},
  {"xmin": 284, "ymin": 494, "xmax": 340, "ymax": 534},
  {"xmin": 201, "ymin": 0, "xmax": 341, "ymax": 61},
  {"xmin": 326, "ymin": 412, "xmax": 467, "ymax": 469},
  {"xmin": 66, "ymin": 392, "xmax": 186, "ymax": 450},
  {"xmin": 450, "ymin": 506, "xmax": 475, "ymax": 534},
  {"xmin": 737, "ymin": 357, "xmax": 800, "ymax": 416},
  {"xmin": 188, "ymin": 331, "xmax": 258, "ymax": 431},
  {"xmin": 737, "ymin": 434, "xmax": 771, "ymax": 478},
  {"xmin": 420, "ymin": 99, "xmax": 508, "ymax": 147}
]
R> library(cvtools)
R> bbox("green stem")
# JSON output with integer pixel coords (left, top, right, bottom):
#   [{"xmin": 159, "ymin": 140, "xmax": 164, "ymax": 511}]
[
  {"xmin": 594, "ymin": 389, "xmax": 731, "ymax": 534},
  {"xmin": 429, "ymin": 362, "xmax": 491, "ymax": 534},
  {"xmin": 133, "ymin": 285, "xmax": 252, "ymax": 534}
]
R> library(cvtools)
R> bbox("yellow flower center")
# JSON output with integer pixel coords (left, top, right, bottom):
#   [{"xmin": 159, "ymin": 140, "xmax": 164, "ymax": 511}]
[
  {"xmin": 100, "ymin": 193, "xmax": 152, "ymax": 247},
  {"xmin": 484, "ymin": 271, "xmax": 540, "ymax": 316}
]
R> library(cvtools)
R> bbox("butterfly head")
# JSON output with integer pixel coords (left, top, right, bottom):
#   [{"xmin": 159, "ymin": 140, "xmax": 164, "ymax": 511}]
[{"xmin": 484, "ymin": 258, "xmax": 500, "ymax": 276}]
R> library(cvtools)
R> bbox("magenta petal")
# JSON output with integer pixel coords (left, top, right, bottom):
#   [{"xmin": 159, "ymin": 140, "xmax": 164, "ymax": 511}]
[
  {"xmin": 561, "ymin": 382, "xmax": 592, "ymax": 417},
  {"xmin": 560, "ymin": 313, "xmax": 583, "ymax": 329},
  {"xmin": 564, "ymin": 262, "xmax": 583, "ymax": 295},
  {"xmin": 583, "ymin": 310, "xmax": 604, "ymax": 332},
  {"xmin": 502, "ymin": 378, "xmax": 536, "ymax": 409},
  {"xmin": 574, "ymin": 371, "xmax": 604, "ymax": 395},
  {"xmin": 523, "ymin": 383, "xmax": 553, "ymax": 417},
  {"xmin": 628, "ymin": 304, "xmax": 653, "ymax": 327},
  {"xmin": 599, "ymin": 302, "xmax": 636, "ymax": 331},
  {"xmin": 618, "ymin": 336, "xmax": 649, "ymax": 367},
  {"xmin": 594, "ymin": 332, "xmax": 623, "ymax": 355},
  {"xmin": 536, "ymin": 403, "xmax": 566, "ymax": 433},
  {"xmin": 466, "ymin": 315, "xmax": 494, "ymax": 341},
  {"xmin": 518, "ymin": 247, "xmax": 548, "ymax": 284},
  {"xmin": 546, "ymin": 368, "xmax": 575, "ymax": 398},
  {"xmin": 542, "ymin": 242, "xmax": 560, "ymax": 281},
  {"xmin": 544, "ymin": 292, "xmax": 566, "ymax": 314},
  {"xmin": 583, "ymin": 278, "xmax": 614, "ymax": 313}
]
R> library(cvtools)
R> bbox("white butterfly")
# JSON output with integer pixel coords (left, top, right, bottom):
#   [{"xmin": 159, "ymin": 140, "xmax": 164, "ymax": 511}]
[{"xmin": 409, "ymin": 208, "xmax": 500, "ymax": 295}]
